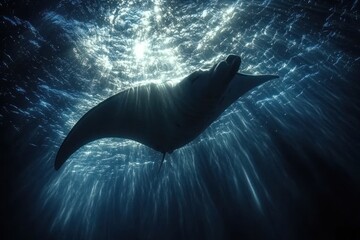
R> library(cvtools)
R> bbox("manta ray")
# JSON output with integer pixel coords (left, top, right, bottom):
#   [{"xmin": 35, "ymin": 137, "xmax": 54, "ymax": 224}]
[{"xmin": 55, "ymin": 55, "xmax": 278, "ymax": 170}]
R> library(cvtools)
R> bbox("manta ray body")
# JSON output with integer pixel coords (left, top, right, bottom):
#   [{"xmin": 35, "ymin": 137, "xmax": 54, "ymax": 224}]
[{"xmin": 55, "ymin": 55, "xmax": 278, "ymax": 170}]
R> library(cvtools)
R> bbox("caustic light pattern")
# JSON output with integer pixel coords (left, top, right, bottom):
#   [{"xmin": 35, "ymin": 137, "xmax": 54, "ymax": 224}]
[{"xmin": 2, "ymin": 0, "xmax": 360, "ymax": 240}]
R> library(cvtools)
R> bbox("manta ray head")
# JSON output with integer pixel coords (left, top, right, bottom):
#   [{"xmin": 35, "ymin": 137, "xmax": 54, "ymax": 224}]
[
  {"xmin": 207, "ymin": 54, "xmax": 241, "ymax": 97},
  {"xmin": 182, "ymin": 55, "xmax": 241, "ymax": 102}
]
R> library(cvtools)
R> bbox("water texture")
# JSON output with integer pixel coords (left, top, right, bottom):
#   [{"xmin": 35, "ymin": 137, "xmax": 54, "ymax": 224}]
[{"xmin": 2, "ymin": 0, "xmax": 360, "ymax": 239}]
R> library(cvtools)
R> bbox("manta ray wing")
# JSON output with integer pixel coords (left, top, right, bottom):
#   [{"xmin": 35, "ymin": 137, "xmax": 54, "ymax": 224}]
[
  {"xmin": 221, "ymin": 73, "xmax": 278, "ymax": 108},
  {"xmin": 55, "ymin": 84, "xmax": 171, "ymax": 170}
]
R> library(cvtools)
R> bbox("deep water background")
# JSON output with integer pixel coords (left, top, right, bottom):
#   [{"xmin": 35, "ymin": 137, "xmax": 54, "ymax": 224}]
[{"xmin": 2, "ymin": 0, "xmax": 360, "ymax": 239}]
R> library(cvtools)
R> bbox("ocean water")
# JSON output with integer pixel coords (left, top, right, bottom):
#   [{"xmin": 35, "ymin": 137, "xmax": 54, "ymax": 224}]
[{"xmin": 2, "ymin": 0, "xmax": 360, "ymax": 239}]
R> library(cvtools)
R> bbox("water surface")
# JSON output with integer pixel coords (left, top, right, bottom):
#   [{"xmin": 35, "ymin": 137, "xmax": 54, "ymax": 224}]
[{"xmin": 2, "ymin": 0, "xmax": 360, "ymax": 239}]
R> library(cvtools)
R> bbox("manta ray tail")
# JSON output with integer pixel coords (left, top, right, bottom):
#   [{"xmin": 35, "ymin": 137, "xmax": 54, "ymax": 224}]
[{"xmin": 158, "ymin": 152, "xmax": 166, "ymax": 173}]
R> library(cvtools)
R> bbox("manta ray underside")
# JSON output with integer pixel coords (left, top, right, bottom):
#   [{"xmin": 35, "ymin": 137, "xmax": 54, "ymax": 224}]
[{"xmin": 55, "ymin": 55, "xmax": 278, "ymax": 170}]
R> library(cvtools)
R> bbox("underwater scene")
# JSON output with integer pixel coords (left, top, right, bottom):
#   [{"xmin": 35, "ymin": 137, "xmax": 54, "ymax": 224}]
[{"xmin": 2, "ymin": 0, "xmax": 360, "ymax": 239}]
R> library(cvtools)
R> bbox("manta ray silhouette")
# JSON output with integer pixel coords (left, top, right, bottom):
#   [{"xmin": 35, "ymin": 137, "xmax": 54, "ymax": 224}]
[{"xmin": 55, "ymin": 55, "xmax": 278, "ymax": 170}]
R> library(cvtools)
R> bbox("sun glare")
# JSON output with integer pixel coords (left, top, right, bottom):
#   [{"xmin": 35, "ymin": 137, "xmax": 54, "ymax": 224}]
[{"xmin": 133, "ymin": 41, "xmax": 148, "ymax": 59}]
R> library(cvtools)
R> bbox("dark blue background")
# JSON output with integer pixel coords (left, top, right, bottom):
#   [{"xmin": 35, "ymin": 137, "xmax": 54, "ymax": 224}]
[{"xmin": 2, "ymin": 0, "xmax": 360, "ymax": 239}]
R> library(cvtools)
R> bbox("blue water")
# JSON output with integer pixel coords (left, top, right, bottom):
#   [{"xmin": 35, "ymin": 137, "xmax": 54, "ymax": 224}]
[{"xmin": 2, "ymin": 0, "xmax": 360, "ymax": 239}]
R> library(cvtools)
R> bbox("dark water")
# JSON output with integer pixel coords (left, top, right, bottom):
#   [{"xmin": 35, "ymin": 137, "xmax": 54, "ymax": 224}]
[{"xmin": 2, "ymin": 0, "xmax": 360, "ymax": 239}]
